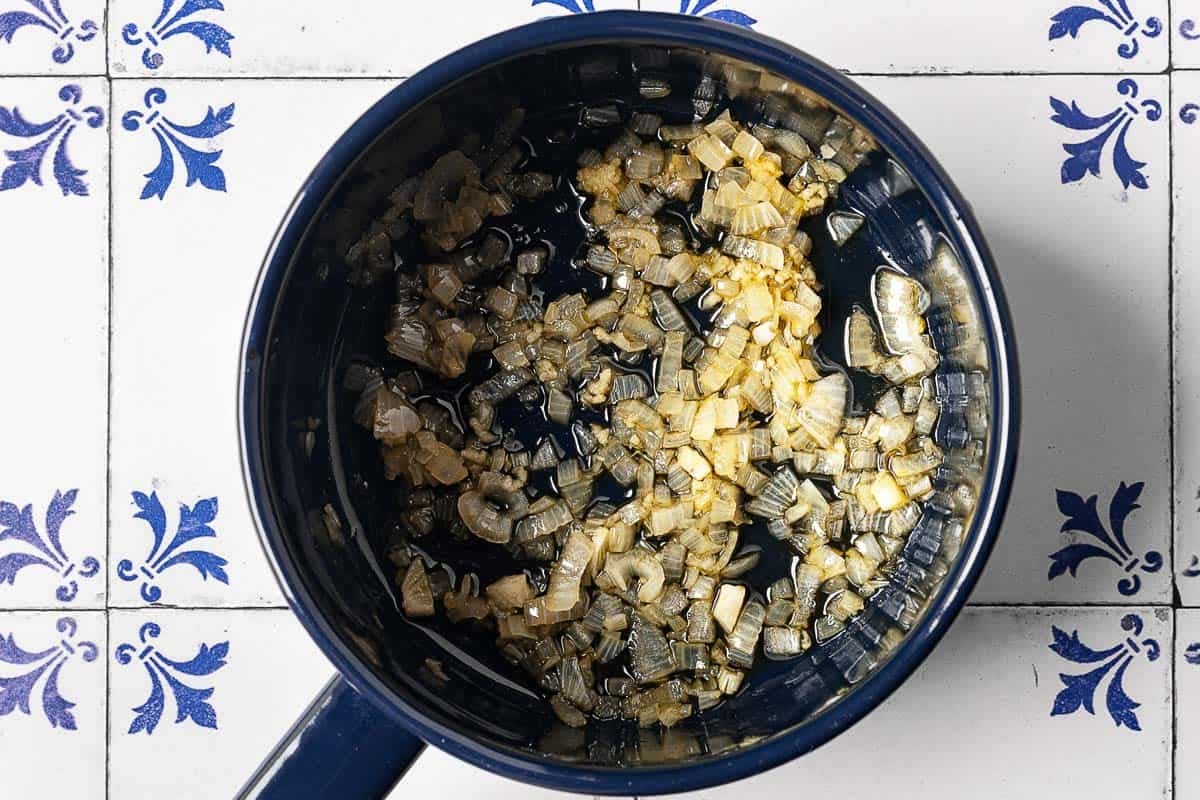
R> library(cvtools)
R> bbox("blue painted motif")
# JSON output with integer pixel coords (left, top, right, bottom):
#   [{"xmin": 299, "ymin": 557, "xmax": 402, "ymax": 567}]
[
  {"xmin": 0, "ymin": 83, "xmax": 102, "ymax": 196},
  {"xmin": 115, "ymin": 621, "xmax": 227, "ymax": 734},
  {"xmin": 675, "ymin": 0, "xmax": 756, "ymax": 26},
  {"xmin": 0, "ymin": 490, "xmax": 99, "ymax": 602},
  {"xmin": 1184, "ymin": 556, "xmax": 1200, "ymax": 577},
  {"xmin": 1186, "ymin": 643, "xmax": 1200, "ymax": 666},
  {"xmin": 1048, "ymin": 0, "xmax": 1162, "ymax": 58},
  {"xmin": 532, "ymin": 0, "xmax": 596, "ymax": 12},
  {"xmin": 121, "ymin": 0, "xmax": 233, "ymax": 70},
  {"xmin": 0, "ymin": 616, "xmax": 98, "ymax": 730},
  {"xmin": 0, "ymin": 0, "xmax": 97, "ymax": 63},
  {"xmin": 121, "ymin": 88, "xmax": 233, "ymax": 200},
  {"xmin": 1051, "ymin": 79, "xmax": 1161, "ymax": 191},
  {"xmin": 1049, "ymin": 481, "xmax": 1161, "ymax": 595},
  {"xmin": 117, "ymin": 491, "xmax": 228, "ymax": 603},
  {"xmin": 1182, "ymin": 104, "xmax": 1199, "ymax": 125},
  {"xmin": 1050, "ymin": 613, "xmax": 1158, "ymax": 731},
  {"xmin": 1182, "ymin": 19, "xmax": 1199, "ymax": 40}
]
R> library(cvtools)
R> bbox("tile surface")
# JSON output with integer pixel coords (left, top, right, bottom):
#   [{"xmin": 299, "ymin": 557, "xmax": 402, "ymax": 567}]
[
  {"xmin": 1175, "ymin": 69, "xmax": 1200, "ymax": 601},
  {"xmin": 0, "ymin": 2, "xmax": 1192, "ymax": 799},
  {"xmin": 0, "ymin": 611, "xmax": 106, "ymax": 799},
  {"xmin": 0, "ymin": 76, "xmax": 108, "ymax": 610},
  {"xmin": 108, "ymin": 79, "xmax": 397, "ymax": 608},
  {"xmin": 0, "ymin": 0, "xmax": 106, "ymax": 75},
  {"xmin": 643, "ymin": 0, "xmax": 1170, "ymax": 73},
  {"xmin": 664, "ymin": 607, "xmax": 1174, "ymax": 800},
  {"xmin": 860, "ymin": 74, "xmax": 1172, "ymax": 604},
  {"xmin": 106, "ymin": 0, "xmax": 639, "ymax": 77},
  {"xmin": 1174, "ymin": 0, "xmax": 1200, "ymax": 67},
  {"xmin": 1175, "ymin": 610, "xmax": 1200, "ymax": 800},
  {"xmin": 107, "ymin": 608, "xmax": 334, "ymax": 799}
]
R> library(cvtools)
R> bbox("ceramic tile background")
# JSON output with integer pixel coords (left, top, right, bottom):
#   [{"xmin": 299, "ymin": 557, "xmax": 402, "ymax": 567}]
[{"xmin": 0, "ymin": 0, "xmax": 1196, "ymax": 797}]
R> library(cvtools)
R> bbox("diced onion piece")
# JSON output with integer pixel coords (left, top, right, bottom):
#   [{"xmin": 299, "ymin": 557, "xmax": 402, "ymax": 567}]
[
  {"xmin": 797, "ymin": 373, "xmax": 848, "ymax": 448},
  {"xmin": 730, "ymin": 202, "xmax": 785, "ymax": 236},
  {"xmin": 546, "ymin": 528, "xmax": 592, "ymax": 612},
  {"xmin": 546, "ymin": 387, "xmax": 574, "ymax": 425},
  {"xmin": 721, "ymin": 235, "xmax": 784, "ymax": 269},
  {"xmin": 676, "ymin": 446, "xmax": 712, "ymax": 480},
  {"xmin": 732, "ymin": 130, "xmax": 765, "ymax": 162},
  {"xmin": 713, "ymin": 584, "xmax": 746, "ymax": 634},
  {"xmin": 687, "ymin": 133, "xmax": 734, "ymax": 172},
  {"xmin": 402, "ymin": 560, "xmax": 435, "ymax": 617},
  {"xmin": 870, "ymin": 472, "xmax": 908, "ymax": 511}
]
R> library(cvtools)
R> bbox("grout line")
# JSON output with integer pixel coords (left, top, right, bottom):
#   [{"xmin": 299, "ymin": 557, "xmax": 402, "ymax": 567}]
[
  {"xmin": 106, "ymin": 605, "xmax": 293, "ymax": 612},
  {"xmin": 102, "ymin": 0, "xmax": 110, "ymax": 79},
  {"xmin": 1168, "ymin": 64, "xmax": 1179, "ymax": 800},
  {"xmin": 104, "ymin": 601, "xmax": 111, "ymax": 800},
  {"xmin": 104, "ymin": 66, "xmax": 114, "ymax": 800},
  {"xmin": 3, "ymin": 602, "xmax": 1191, "ymax": 612},
  {"xmin": 56, "ymin": 69, "xmax": 1191, "ymax": 80},
  {"xmin": 1172, "ymin": 606, "xmax": 1179, "ymax": 800}
]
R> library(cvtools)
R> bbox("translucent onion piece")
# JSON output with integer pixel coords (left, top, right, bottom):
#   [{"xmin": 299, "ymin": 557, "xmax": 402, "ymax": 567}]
[
  {"xmin": 458, "ymin": 490, "xmax": 514, "ymax": 544},
  {"xmin": 763, "ymin": 626, "xmax": 805, "ymax": 658},
  {"xmin": 713, "ymin": 584, "xmax": 746, "ymax": 634},
  {"xmin": 603, "ymin": 550, "xmax": 666, "ymax": 602},
  {"xmin": 402, "ymin": 559, "xmax": 436, "ymax": 617},
  {"xmin": 687, "ymin": 133, "xmax": 734, "ymax": 172},
  {"xmin": 546, "ymin": 388, "xmax": 574, "ymax": 425},
  {"xmin": 726, "ymin": 599, "xmax": 766, "ymax": 668},
  {"xmin": 797, "ymin": 373, "xmax": 848, "ymax": 448},
  {"xmin": 846, "ymin": 308, "xmax": 884, "ymax": 371},
  {"xmin": 730, "ymin": 202, "xmax": 785, "ymax": 236},
  {"xmin": 628, "ymin": 615, "xmax": 676, "ymax": 683}
]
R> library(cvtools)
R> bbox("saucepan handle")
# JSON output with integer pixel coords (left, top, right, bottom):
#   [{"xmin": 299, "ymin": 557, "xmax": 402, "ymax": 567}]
[{"xmin": 238, "ymin": 674, "xmax": 426, "ymax": 799}]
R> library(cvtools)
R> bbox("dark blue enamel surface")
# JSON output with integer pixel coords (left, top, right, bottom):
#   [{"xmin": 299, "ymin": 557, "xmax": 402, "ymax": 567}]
[
  {"xmin": 239, "ymin": 11, "xmax": 1019, "ymax": 797},
  {"xmin": 239, "ymin": 676, "xmax": 424, "ymax": 799}
]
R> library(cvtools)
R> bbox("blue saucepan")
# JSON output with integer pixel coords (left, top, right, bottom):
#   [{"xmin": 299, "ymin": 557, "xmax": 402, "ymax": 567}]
[{"xmin": 237, "ymin": 11, "xmax": 1019, "ymax": 798}]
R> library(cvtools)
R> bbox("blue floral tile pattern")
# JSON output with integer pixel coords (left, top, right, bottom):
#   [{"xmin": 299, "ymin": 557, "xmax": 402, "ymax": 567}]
[
  {"xmin": 1049, "ymin": 481, "xmax": 1162, "ymax": 596},
  {"xmin": 0, "ymin": 82, "xmax": 103, "ymax": 195},
  {"xmin": 0, "ymin": 616, "xmax": 98, "ymax": 729},
  {"xmin": 1183, "ymin": 18, "xmax": 1199, "ymax": 40},
  {"xmin": 121, "ymin": 87, "xmax": 233, "ymax": 199},
  {"xmin": 115, "ymin": 620, "xmax": 227, "ymax": 734},
  {"xmin": 1051, "ymin": 79, "xmax": 1161, "ymax": 190},
  {"xmin": 1050, "ymin": 613, "xmax": 1159, "ymax": 731},
  {"xmin": 116, "ymin": 491, "xmax": 228, "ymax": 603},
  {"xmin": 1048, "ymin": 0, "xmax": 1162, "ymax": 59},
  {"xmin": 1187, "ymin": 643, "xmax": 1200, "ymax": 665},
  {"xmin": 0, "ymin": 1, "xmax": 97, "ymax": 64},
  {"xmin": 120, "ymin": 0, "xmax": 233, "ymax": 70},
  {"xmin": 1183, "ymin": 103, "xmax": 1199, "ymax": 125},
  {"xmin": 674, "ymin": 0, "xmax": 756, "ymax": 26},
  {"xmin": 0, "ymin": 489, "xmax": 100, "ymax": 602},
  {"xmin": 531, "ymin": 0, "xmax": 597, "ymax": 12}
]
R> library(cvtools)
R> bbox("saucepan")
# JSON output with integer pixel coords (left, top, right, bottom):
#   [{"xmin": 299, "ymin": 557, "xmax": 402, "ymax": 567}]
[{"xmin": 237, "ymin": 11, "xmax": 1019, "ymax": 798}]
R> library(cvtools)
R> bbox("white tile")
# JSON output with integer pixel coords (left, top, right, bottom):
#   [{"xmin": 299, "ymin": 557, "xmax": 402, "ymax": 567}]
[
  {"xmin": 108, "ymin": 79, "xmax": 399, "ymax": 608},
  {"xmin": 1173, "ymin": 70, "xmax": 1200, "ymax": 602},
  {"xmin": 397, "ymin": 747, "xmax": 591, "ymax": 800},
  {"xmin": 0, "ymin": 611, "xmax": 106, "ymax": 799},
  {"xmin": 106, "ymin": 0, "xmax": 639, "ymax": 78},
  {"xmin": 1173, "ymin": 0, "xmax": 1200, "ymax": 67},
  {"xmin": 108, "ymin": 608, "xmax": 335, "ymax": 799},
  {"xmin": 0, "ymin": 0, "xmax": 106, "ymax": 75},
  {"xmin": 642, "ymin": 0, "xmax": 1169, "ymax": 73},
  {"xmin": 662, "ymin": 607, "xmax": 1172, "ymax": 800},
  {"xmin": 1175, "ymin": 610, "xmax": 1200, "ymax": 799},
  {"xmin": 0, "ymin": 77, "xmax": 107, "ymax": 610},
  {"xmin": 850, "ymin": 75, "xmax": 1172, "ymax": 603}
]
